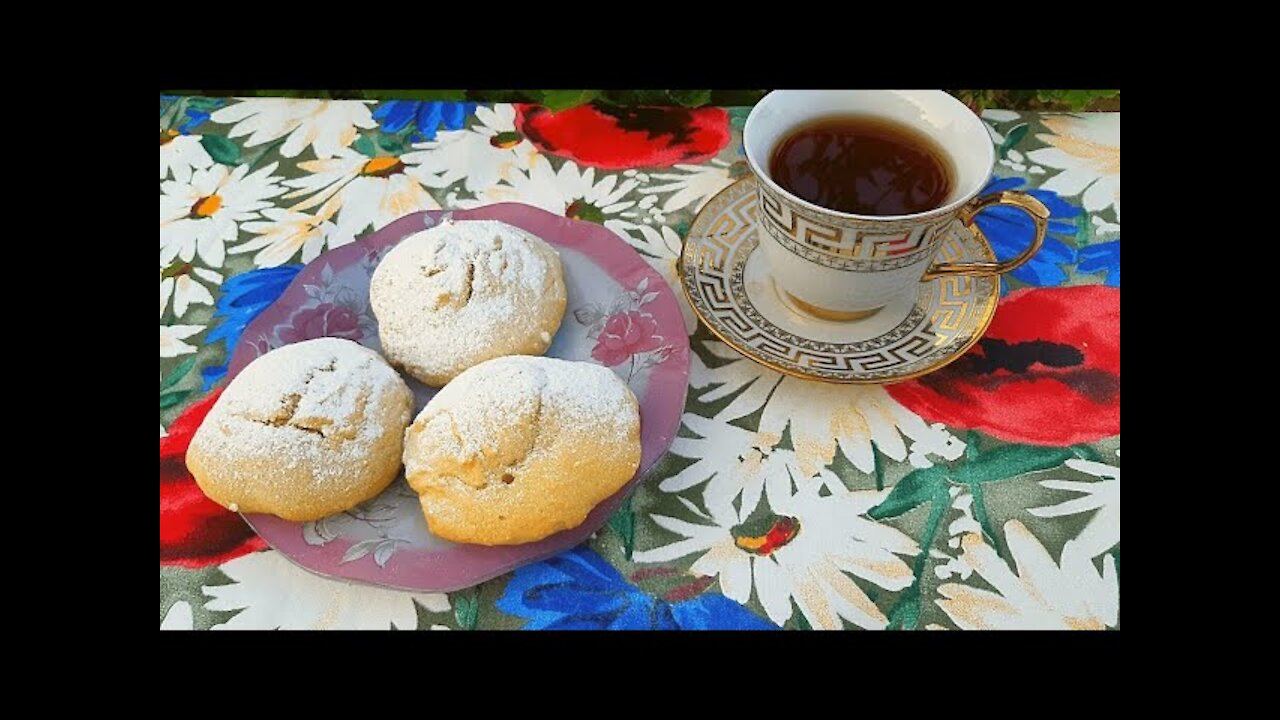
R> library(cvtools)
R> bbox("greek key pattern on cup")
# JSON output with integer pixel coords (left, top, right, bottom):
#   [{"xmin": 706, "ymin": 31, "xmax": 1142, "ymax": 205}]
[{"xmin": 756, "ymin": 184, "xmax": 954, "ymax": 272}]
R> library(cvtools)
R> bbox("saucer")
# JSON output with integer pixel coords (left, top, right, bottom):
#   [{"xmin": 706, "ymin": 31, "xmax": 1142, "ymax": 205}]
[{"xmin": 678, "ymin": 177, "xmax": 998, "ymax": 384}]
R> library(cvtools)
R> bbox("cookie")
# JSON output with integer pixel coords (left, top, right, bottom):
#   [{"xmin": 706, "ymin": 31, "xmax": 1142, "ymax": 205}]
[
  {"xmin": 187, "ymin": 337, "xmax": 415, "ymax": 522},
  {"xmin": 403, "ymin": 356, "xmax": 641, "ymax": 545},
  {"xmin": 369, "ymin": 219, "xmax": 567, "ymax": 387}
]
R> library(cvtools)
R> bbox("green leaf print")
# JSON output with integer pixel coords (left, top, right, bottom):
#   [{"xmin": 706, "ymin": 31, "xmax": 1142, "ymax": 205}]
[
  {"xmin": 607, "ymin": 493, "xmax": 636, "ymax": 560},
  {"xmin": 998, "ymin": 123, "xmax": 1029, "ymax": 158},
  {"xmin": 1075, "ymin": 209, "xmax": 1093, "ymax": 245},
  {"xmin": 454, "ymin": 589, "xmax": 479, "ymax": 630},
  {"xmin": 886, "ymin": 494, "xmax": 949, "ymax": 631},
  {"xmin": 353, "ymin": 135, "xmax": 378, "ymax": 158},
  {"xmin": 886, "ymin": 584, "xmax": 921, "ymax": 630},
  {"xmin": 199, "ymin": 135, "xmax": 240, "ymax": 166},
  {"xmin": 159, "ymin": 389, "xmax": 193, "ymax": 410},
  {"xmin": 161, "ymin": 357, "xmax": 196, "ymax": 391},
  {"xmin": 949, "ymin": 445, "xmax": 1077, "ymax": 485},
  {"xmin": 185, "ymin": 96, "xmax": 223, "ymax": 111},
  {"xmin": 794, "ymin": 605, "xmax": 813, "ymax": 631},
  {"xmin": 540, "ymin": 90, "xmax": 602, "ymax": 112},
  {"xmin": 668, "ymin": 90, "xmax": 712, "ymax": 107},
  {"xmin": 376, "ymin": 133, "xmax": 404, "ymax": 154},
  {"xmin": 868, "ymin": 466, "xmax": 949, "ymax": 520}
]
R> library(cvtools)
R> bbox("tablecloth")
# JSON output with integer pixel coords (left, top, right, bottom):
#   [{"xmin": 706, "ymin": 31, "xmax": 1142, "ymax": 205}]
[{"xmin": 160, "ymin": 97, "xmax": 1120, "ymax": 630}]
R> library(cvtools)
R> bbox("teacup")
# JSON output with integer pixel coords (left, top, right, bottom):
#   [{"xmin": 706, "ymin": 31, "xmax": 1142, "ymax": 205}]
[{"xmin": 742, "ymin": 90, "xmax": 1049, "ymax": 321}]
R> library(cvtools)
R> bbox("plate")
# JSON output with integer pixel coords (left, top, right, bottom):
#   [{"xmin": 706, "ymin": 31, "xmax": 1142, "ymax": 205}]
[
  {"xmin": 227, "ymin": 205, "xmax": 691, "ymax": 592},
  {"xmin": 679, "ymin": 177, "xmax": 999, "ymax": 384}
]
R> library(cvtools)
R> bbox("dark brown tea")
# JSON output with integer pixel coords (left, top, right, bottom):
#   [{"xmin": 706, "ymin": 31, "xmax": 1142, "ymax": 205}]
[{"xmin": 768, "ymin": 115, "xmax": 955, "ymax": 216}]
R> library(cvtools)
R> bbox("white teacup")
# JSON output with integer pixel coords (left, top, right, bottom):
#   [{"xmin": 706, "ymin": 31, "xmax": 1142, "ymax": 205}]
[{"xmin": 743, "ymin": 90, "xmax": 1049, "ymax": 321}]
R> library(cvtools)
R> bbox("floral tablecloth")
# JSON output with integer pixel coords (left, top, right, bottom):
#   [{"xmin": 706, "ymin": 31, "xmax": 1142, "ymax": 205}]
[{"xmin": 160, "ymin": 97, "xmax": 1120, "ymax": 630}]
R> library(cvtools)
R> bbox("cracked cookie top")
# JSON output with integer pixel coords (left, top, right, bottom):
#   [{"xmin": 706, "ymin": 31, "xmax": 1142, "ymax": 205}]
[
  {"xmin": 403, "ymin": 355, "xmax": 641, "ymax": 546},
  {"xmin": 186, "ymin": 337, "xmax": 415, "ymax": 522},
  {"xmin": 369, "ymin": 219, "xmax": 567, "ymax": 387}
]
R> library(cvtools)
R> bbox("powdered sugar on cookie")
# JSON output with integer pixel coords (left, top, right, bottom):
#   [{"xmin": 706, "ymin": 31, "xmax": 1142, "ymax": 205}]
[
  {"xmin": 188, "ymin": 337, "xmax": 414, "ymax": 520},
  {"xmin": 414, "ymin": 356, "xmax": 636, "ymax": 475},
  {"xmin": 370, "ymin": 219, "xmax": 567, "ymax": 386},
  {"xmin": 402, "ymin": 355, "xmax": 642, "ymax": 545}
]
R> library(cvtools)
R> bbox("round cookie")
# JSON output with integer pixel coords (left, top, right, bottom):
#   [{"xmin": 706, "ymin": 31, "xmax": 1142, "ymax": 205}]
[
  {"xmin": 187, "ymin": 337, "xmax": 415, "ymax": 522},
  {"xmin": 403, "ymin": 356, "xmax": 641, "ymax": 545},
  {"xmin": 369, "ymin": 219, "xmax": 567, "ymax": 387}
]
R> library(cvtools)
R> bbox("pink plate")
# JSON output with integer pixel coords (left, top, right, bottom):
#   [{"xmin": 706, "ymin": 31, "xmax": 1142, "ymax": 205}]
[{"xmin": 227, "ymin": 205, "xmax": 691, "ymax": 592}]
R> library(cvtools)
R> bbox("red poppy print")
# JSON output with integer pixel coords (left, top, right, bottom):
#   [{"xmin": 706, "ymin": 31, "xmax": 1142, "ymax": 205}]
[
  {"xmin": 515, "ymin": 104, "xmax": 730, "ymax": 170},
  {"xmin": 887, "ymin": 286, "xmax": 1119, "ymax": 446},
  {"xmin": 160, "ymin": 390, "xmax": 266, "ymax": 567},
  {"xmin": 591, "ymin": 310, "xmax": 662, "ymax": 366}
]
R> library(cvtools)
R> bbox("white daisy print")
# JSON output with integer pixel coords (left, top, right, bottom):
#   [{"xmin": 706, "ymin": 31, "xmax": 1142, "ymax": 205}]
[
  {"xmin": 160, "ymin": 600, "xmax": 194, "ymax": 630},
  {"xmin": 692, "ymin": 341, "xmax": 966, "ymax": 478},
  {"xmin": 658, "ymin": 412, "xmax": 795, "ymax": 525},
  {"xmin": 981, "ymin": 109, "xmax": 1022, "ymax": 122},
  {"xmin": 624, "ymin": 221, "xmax": 682, "ymax": 260},
  {"xmin": 1026, "ymin": 114, "xmax": 1120, "ymax": 219},
  {"xmin": 160, "ymin": 131, "xmax": 213, "ymax": 184},
  {"xmin": 235, "ymin": 196, "xmax": 342, "ymax": 268},
  {"xmin": 1092, "ymin": 215, "xmax": 1121, "ymax": 236},
  {"xmin": 402, "ymin": 103, "xmax": 540, "ymax": 194},
  {"xmin": 160, "ymin": 263, "xmax": 223, "ymax": 319},
  {"xmin": 997, "ymin": 148, "xmax": 1044, "ymax": 174},
  {"xmin": 980, "ymin": 108, "xmax": 1021, "ymax": 145},
  {"xmin": 637, "ymin": 471, "xmax": 917, "ymax": 630},
  {"xmin": 452, "ymin": 155, "xmax": 638, "ymax": 240},
  {"xmin": 269, "ymin": 151, "xmax": 439, "ymax": 261},
  {"xmin": 160, "ymin": 324, "xmax": 203, "ymax": 358},
  {"xmin": 1027, "ymin": 453, "xmax": 1119, "ymax": 560},
  {"xmin": 638, "ymin": 159, "xmax": 739, "ymax": 214},
  {"xmin": 160, "ymin": 163, "xmax": 285, "ymax": 268},
  {"xmin": 936, "ymin": 519, "xmax": 1119, "ymax": 630},
  {"xmin": 209, "ymin": 99, "xmax": 377, "ymax": 160},
  {"xmin": 204, "ymin": 550, "xmax": 451, "ymax": 630},
  {"xmin": 621, "ymin": 223, "xmax": 696, "ymax": 333},
  {"xmin": 932, "ymin": 486, "xmax": 984, "ymax": 581}
]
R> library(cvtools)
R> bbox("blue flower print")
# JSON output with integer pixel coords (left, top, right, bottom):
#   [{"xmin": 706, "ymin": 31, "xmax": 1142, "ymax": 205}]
[
  {"xmin": 200, "ymin": 265, "xmax": 302, "ymax": 389},
  {"xmin": 159, "ymin": 95, "xmax": 224, "ymax": 134},
  {"xmin": 972, "ymin": 176, "xmax": 1081, "ymax": 291},
  {"xmin": 1077, "ymin": 240, "xmax": 1120, "ymax": 287},
  {"xmin": 371, "ymin": 101, "xmax": 477, "ymax": 143},
  {"xmin": 179, "ymin": 104, "xmax": 219, "ymax": 134},
  {"xmin": 496, "ymin": 546, "xmax": 775, "ymax": 630}
]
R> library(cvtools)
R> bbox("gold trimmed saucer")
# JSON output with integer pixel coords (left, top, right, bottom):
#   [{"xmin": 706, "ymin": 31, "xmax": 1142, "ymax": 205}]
[{"xmin": 678, "ymin": 177, "xmax": 998, "ymax": 384}]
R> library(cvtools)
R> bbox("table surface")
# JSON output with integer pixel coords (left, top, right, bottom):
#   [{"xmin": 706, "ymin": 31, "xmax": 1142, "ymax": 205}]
[{"xmin": 160, "ymin": 98, "xmax": 1120, "ymax": 630}]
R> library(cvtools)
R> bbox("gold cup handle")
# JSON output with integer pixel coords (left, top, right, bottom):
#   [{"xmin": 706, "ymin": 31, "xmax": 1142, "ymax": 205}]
[{"xmin": 921, "ymin": 190, "xmax": 1050, "ymax": 281}]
